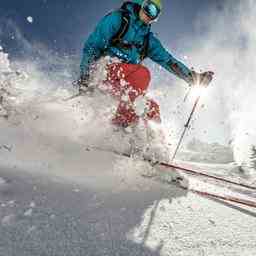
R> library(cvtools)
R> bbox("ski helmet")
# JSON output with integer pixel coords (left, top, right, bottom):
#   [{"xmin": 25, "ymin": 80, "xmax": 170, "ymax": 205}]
[{"xmin": 141, "ymin": 0, "xmax": 162, "ymax": 21}]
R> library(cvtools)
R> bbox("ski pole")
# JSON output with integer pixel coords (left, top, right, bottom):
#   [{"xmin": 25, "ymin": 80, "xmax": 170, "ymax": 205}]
[
  {"xmin": 183, "ymin": 87, "xmax": 192, "ymax": 102},
  {"xmin": 171, "ymin": 93, "xmax": 201, "ymax": 162}
]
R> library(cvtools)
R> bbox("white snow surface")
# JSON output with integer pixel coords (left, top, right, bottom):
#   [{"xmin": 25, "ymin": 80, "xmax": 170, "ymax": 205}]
[{"xmin": 0, "ymin": 47, "xmax": 256, "ymax": 255}]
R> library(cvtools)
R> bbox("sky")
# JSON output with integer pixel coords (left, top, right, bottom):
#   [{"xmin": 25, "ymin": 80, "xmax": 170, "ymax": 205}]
[{"xmin": 0, "ymin": 0, "xmax": 224, "ymax": 58}]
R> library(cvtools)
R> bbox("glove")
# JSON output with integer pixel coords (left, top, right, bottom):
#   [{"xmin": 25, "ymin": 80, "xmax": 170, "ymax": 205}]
[
  {"xmin": 189, "ymin": 71, "xmax": 214, "ymax": 87},
  {"xmin": 77, "ymin": 74, "xmax": 90, "ymax": 93}
]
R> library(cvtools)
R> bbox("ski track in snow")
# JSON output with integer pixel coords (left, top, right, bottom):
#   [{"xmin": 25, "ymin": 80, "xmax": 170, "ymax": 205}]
[{"xmin": 1, "ymin": 49, "xmax": 256, "ymax": 255}]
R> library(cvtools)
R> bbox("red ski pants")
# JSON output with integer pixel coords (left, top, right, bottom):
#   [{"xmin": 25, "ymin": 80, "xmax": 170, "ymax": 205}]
[{"xmin": 105, "ymin": 63, "xmax": 161, "ymax": 127}]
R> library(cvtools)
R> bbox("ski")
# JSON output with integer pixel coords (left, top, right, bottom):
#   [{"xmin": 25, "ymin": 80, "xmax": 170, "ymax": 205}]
[
  {"xmin": 63, "ymin": 87, "xmax": 95, "ymax": 102},
  {"xmin": 62, "ymin": 92, "xmax": 82, "ymax": 102},
  {"xmin": 63, "ymin": 79, "xmax": 96, "ymax": 102},
  {"xmin": 89, "ymin": 146, "xmax": 256, "ymax": 191},
  {"xmin": 86, "ymin": 146, "xmax": 256, "ymax": 209},
  {"xmin": 159, "ymin": 162, "xmax": 256, "ymax": 191},
  {"xmin": 187, "ymin": 188, "xmax": 256, "ymax": 209}
]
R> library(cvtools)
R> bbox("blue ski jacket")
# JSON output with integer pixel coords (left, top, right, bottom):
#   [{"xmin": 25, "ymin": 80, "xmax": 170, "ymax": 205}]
[{"xmin": 80, "ymin": 2, "xmax": 192, "ymax": 83}]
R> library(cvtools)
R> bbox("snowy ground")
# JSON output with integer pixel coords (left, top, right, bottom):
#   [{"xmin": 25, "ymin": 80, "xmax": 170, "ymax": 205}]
[
  {"xmin": 1, "ymin": 48, "xmax": 256, "ymax": 255},
  {"xmin": 0, "ymin": 95, "xmax": 256, "ymax": 256}
]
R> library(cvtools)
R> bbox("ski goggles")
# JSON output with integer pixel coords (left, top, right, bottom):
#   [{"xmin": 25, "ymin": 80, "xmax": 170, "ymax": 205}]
[{"xmin": 142, "ymin": 1, "xmax": 161, "ymax": 21}]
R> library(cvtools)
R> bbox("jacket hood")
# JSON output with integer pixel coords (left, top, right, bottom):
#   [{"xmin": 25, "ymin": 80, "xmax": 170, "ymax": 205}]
[{"xmin": 131, "ymin": 0, "xmax": 144, "ymax": 5}]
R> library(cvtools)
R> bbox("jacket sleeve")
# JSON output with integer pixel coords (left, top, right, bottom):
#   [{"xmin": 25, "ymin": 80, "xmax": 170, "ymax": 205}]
[
  {"xmin": 147, "ymin": 32, "xmax": 193, "ymax": 84},
  {"xmin": 80, "ymin": 12, "xmax": 122, "ymax": 75}
]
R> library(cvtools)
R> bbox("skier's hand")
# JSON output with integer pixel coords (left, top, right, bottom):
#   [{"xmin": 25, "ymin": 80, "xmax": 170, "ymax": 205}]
[
  {"xmin": 190, "ymin": 71, "xmax": 214, "ymax": 87},
  {"xmin": 77, "ymin": 74, "xmax": 90, "ymax": 93}
]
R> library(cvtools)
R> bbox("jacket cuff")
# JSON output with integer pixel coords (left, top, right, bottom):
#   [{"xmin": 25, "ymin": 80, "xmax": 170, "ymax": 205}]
[{"xmin": 167, "ymin": 59, "xmax": 193, "ymax": 84}]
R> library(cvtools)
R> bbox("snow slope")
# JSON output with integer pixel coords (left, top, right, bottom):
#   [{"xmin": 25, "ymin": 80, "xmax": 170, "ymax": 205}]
[{"xmin": 1, "ymin": 47, "xmax": 256, "ymax": 255}]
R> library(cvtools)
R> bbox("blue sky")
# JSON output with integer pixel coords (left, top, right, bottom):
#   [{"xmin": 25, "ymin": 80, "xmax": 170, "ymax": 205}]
[{"xmin": 0, "ymin": 0, "xmax": 224, "ymax": 58}]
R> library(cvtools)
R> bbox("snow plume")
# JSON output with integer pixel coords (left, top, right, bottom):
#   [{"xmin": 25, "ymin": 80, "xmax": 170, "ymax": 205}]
[
  {"xmin": 0, "ymin": 17, "xmax": 133, "ymax": 152},
  {"xmin": 191, "ymin": 0, "xmax": 256, "ymax": 172},
  {"xmin": 0, "ymin": 19, "xmax": 94, "ymax": 175},
  {"xmin": 0, "ymin": 18, "xmax": 83, "ymax": 121},
  {"xmin": 0, "ymin": 37, "xmax": 133, "ymax": 177},
  {"xmin": 1, "ymin": 2, "xmax": 255, "ymax": 175},
  {"xmin": 0, "ymin": 16, "xmax": 77, "ymax": 84},
  {"xmin": 162, "ymin": 0, "xmax": 256, "ymax": 173}
]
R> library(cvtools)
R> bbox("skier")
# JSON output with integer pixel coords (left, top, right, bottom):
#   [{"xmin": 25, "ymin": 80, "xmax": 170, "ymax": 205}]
[{"xmin": 79, "ymin": 0, "xmax": 214, "ymax": 129}]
